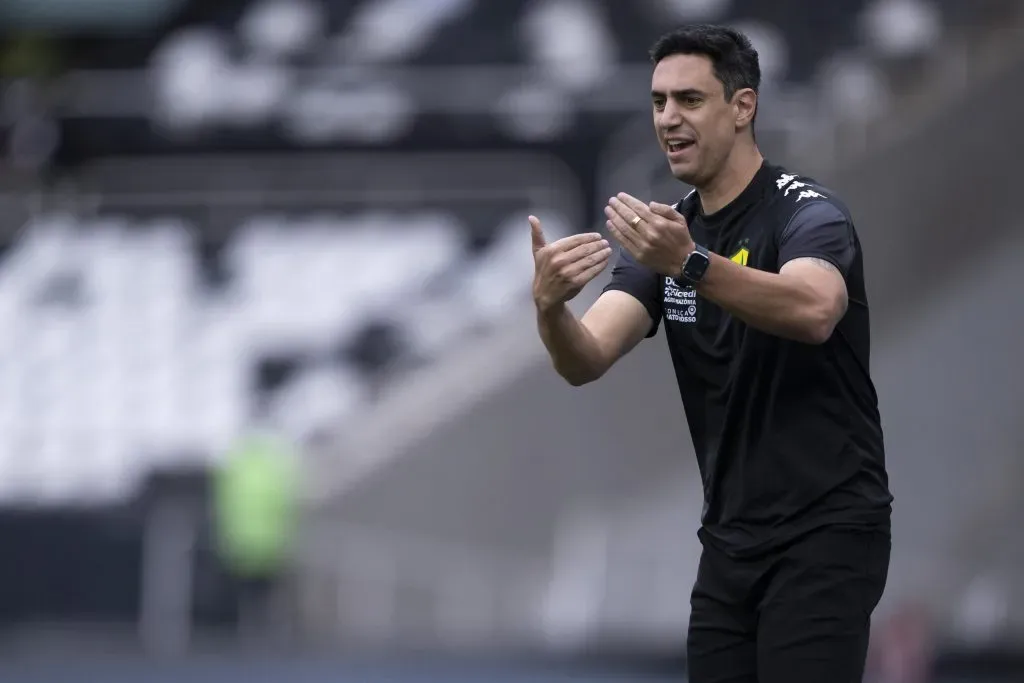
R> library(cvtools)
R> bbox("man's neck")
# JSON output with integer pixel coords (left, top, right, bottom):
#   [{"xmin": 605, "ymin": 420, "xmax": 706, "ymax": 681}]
[{"xmin": 697, "ymin": 144, "xmax": 764, "ymax": 216}]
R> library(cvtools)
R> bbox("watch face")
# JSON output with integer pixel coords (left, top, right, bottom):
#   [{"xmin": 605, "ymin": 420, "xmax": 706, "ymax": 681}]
[{"xmin": 683, "ymin": 249, "xmax": 709, "ymax": 282}]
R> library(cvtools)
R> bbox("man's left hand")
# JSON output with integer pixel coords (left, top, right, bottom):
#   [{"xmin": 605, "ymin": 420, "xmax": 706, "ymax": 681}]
[{"xmin": 605, "ymin": 193, "xmax": 696, "ymax": 277}]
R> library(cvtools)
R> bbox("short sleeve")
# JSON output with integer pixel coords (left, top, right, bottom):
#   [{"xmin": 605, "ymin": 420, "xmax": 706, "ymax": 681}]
[
  {"xmin": 777, "ymin": 201, "xmax": 857, "ymax": 278},
  {"xmin": 602, "ymin": 247, "xmax": 661, "ymax": 338}
]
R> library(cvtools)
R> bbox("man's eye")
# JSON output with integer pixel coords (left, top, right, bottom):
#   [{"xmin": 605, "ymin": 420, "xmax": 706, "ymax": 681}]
[
  {"xmin": 684, "ymin": 97, "xmax": 701, "ymax": 107},
  {"xmin": 653, "ymin": 100, "xmax": 666, "ymax": 110}
]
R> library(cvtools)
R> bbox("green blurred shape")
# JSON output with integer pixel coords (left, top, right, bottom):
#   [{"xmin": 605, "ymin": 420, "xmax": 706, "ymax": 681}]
[
  {"xmin": 0, "ymin": 34, "xmax": 61, "ymax": 79},
  {"xmin": 214, "ymin": 434, "xmax": 299, "ymax": 578}
]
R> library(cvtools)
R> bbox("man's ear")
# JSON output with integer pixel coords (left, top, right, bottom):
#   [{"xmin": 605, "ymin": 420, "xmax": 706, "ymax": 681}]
[{"xmin": 734, "ymin": 88, "xmax": 758, "ymax": 130}]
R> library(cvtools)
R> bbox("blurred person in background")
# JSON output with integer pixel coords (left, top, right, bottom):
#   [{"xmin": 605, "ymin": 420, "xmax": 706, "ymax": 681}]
[
  {"xmin": 0, "ymin": 35, "xmax": 61, "ymax": 174},
  {"xmin": 214, "ymin": 431, "xmax": 299, "ymax": 642},
  {"xmin": 868, "ymin": 602, "xmax": 935, "ymax": 683},
  {"xmin": 531, "ymin": 24, "xmax": 892, "ymax": 683}
]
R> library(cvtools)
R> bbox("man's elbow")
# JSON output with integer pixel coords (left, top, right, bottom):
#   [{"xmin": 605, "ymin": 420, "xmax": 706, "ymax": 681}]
[
  {"xmin": 800, "ymin": 297, "xmax": 846, "ymax": 345},
  {"xmin": 801, "ymin": 319, "xmax": 836, "ymax": 345},
  {"xmin": 551, "ymin": 355, "xmax": 609, "ymax": 386},
  {"xmin": 558, "ymin": 365, "xmax": 604, "ymax": 387}
]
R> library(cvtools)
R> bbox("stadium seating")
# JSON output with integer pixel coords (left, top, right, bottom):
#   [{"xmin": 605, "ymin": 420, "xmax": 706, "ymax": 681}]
[
  {"xmin": 0, "ymin": 208, "xmax": 572, "ymax": 505},
  {"xmin": 41, "ymin": 0, "xmax": 981, "ymax": 156}
]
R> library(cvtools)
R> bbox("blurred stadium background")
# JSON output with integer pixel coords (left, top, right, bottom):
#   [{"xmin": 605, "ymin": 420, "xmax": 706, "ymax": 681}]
[{"xmin": 0, "ymin": 0, "xmax": 1023, "ymax": 681}]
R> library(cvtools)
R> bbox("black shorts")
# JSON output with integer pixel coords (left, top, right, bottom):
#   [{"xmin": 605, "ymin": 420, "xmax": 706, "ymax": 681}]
[{"xmin": 686, "ymin": 525, "xmax": 890, "ymax": 683}]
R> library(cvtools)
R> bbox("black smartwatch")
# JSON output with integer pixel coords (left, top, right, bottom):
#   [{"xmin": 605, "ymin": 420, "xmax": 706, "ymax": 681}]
[{"xmin": 678, "ymin": 244, "xmax": 711, "ymax": 285}]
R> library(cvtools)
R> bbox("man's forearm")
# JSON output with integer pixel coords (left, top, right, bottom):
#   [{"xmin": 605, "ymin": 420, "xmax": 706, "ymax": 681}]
[
  {"xmin": 696, "ymin": 254, "xmax": 834, "ymax": 344},
  {"xmin": 537, "ymin": 304, "xmax": 608, "ymax": 386}
]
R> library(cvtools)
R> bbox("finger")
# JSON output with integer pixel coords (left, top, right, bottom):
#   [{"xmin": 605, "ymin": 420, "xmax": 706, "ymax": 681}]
[
  {"xmin": 604, "ymin": 206, "xmax": 642, "ymax": 253},
  {"xmin": 563, "ymin": 243, "xmax": 612, "ymax": 279},
  {"xmin": 649, "ymin": 201, "xmax": 683, "ymax": 221},
  {"xmin": 605, "ymin": 212, "xmax": 639, "ymax": 252},
  {"xmin": 608, "ymin": 197, "xmax": 656, "ymax": 243},
  {"xmin": 529, "ymin": 215, "xmax": 546, "ymax": 253},
  {"xmin": 605, "ymin": 218, "xmax": 642, "ymax": 259},
  {"xmin": 547, "ymin": 231, "xmax": 605, "ymax": 253},
  {"xmin": 561, "ymin": 237, "xmax": 610, "ymax": 264},
  {"xmin": 614, "ymin": 193, "xmax": 657, "ymax": 230},
  {"xmin": 605, "ymin": 195, "xmax": 642, "ymax": 225},
  {"xmin": 572, "ymin": 255, "xmax": 610, "ymax": 286},
  {"xmin": 547, "ymin": 239, "xmax": 608, "ymax": 279}
]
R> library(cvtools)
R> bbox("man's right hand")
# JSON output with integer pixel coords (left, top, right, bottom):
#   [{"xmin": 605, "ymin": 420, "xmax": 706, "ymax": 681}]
[{"xmin": 530, "ymin": 215, "xmax": 612, "ymax": 313}]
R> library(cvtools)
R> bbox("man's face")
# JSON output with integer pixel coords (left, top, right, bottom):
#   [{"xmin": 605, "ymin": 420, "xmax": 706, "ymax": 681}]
[{"xmin": 651, "ymin": 53, "xmax": 743, "ymax": 186}]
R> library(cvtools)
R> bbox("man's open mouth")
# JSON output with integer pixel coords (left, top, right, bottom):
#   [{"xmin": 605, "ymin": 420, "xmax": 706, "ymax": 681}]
[{"xmin": 667, "ymin": 139, "xmax": 695, "ymax": 152}]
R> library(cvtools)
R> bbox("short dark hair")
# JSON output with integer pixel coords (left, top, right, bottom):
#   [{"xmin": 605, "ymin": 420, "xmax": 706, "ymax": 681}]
[{"xmin": 649, "ymin": 25, "xmax": 761, "ymax": 103}]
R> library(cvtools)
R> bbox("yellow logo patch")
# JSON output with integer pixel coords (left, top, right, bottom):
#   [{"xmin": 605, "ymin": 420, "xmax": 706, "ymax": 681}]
[{"xmin": 730, "ymin": 248, "xmax": 749, "ymax": 266}]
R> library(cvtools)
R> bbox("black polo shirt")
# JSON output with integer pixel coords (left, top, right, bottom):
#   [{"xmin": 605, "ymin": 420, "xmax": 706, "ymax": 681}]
[{"xmin": 604, "ymin": 161, "xmax": 892, "ymax": 558}]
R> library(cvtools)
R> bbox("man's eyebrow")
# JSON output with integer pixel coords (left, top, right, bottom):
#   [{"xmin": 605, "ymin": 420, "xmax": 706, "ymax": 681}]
[{"xmin": 651, "ymin": 88, "xmax": 706, "ymax": 99}]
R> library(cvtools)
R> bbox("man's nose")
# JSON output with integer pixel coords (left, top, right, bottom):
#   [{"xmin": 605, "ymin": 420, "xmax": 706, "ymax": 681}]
[{"xmin": 659, "ymin": 102, "xmax": 684, "ymax": 129}]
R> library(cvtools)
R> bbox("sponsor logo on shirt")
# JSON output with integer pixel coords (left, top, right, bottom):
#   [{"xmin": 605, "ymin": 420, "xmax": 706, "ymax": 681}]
[
  {"xmin": 664, "ymin": 277, "xmax": 697, "ymax": 324},
  {"xmin": 776, "ymin": 173, "xmax": 827, "ymax": 202},
  {"xmin": 729, "ymin": 237, "xmax": 750, "ymax": 266},
  {"xmin": 730, "ymin": 248, "xmax": 749, "ymax": 266}
]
